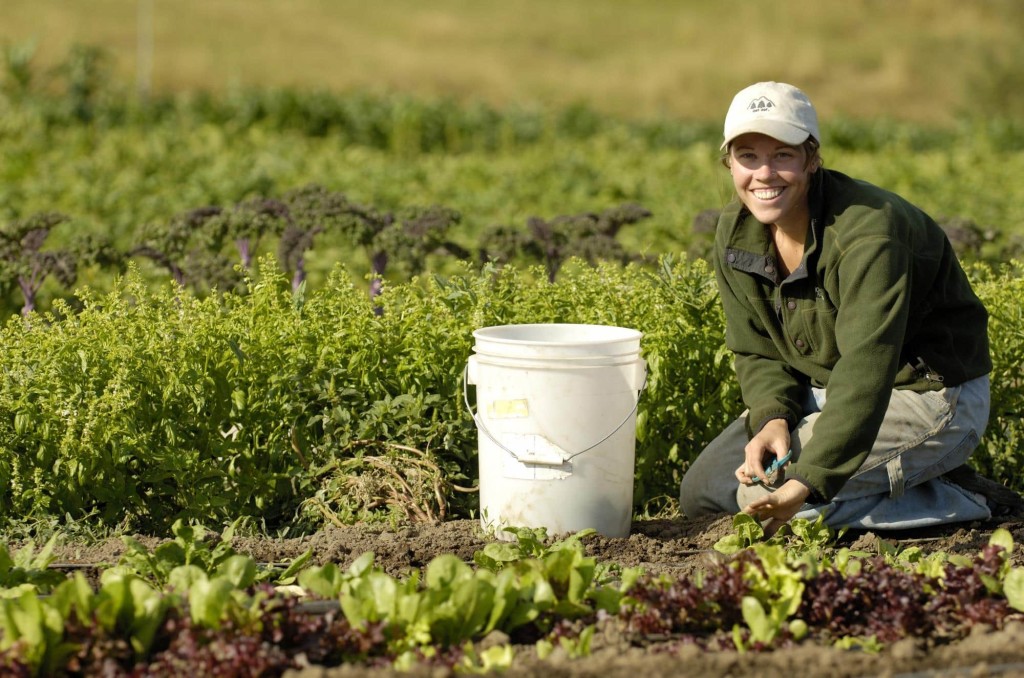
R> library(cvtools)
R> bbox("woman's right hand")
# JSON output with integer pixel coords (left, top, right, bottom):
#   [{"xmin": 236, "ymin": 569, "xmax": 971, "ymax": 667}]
[{"xmin": 735, "ymin": 418, "xmax": 791, "ymax": 486}]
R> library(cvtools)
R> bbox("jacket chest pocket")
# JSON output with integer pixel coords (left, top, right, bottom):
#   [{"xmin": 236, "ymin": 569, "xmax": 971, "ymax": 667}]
[{"xmin": 793, "ymin": 292, "xmax": 839, "ymax": 360}]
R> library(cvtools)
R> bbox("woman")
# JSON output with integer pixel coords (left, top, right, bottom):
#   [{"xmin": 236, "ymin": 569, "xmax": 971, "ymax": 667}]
[{"xmin": 678, "ymin": 81, "xmax": 1010, "ymax": 535}]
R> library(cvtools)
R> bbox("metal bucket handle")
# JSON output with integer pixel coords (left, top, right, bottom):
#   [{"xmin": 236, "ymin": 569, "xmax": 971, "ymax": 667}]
[{"xmin": 462, "ymin": 361, "xmax": 646, "ymax": 465}]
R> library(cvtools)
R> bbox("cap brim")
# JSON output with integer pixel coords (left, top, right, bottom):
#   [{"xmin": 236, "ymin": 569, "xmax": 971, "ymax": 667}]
[{"xmin": 720, "ymin": 119, "xmax": 812, "ymax": 150}]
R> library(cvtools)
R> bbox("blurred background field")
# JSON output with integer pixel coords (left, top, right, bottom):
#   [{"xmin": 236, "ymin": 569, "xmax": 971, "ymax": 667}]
[
  {"xmin": 4, "ymin": 0, "xmax": 1024, "ymax": 123},
  {"xmin": 1, "ymin": 0, "xmax": 1024, "ymax": 313}
]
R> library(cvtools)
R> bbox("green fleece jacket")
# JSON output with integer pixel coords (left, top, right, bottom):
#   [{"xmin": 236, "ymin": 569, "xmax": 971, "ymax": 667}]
[{"xmin": 714, "ymin": 168, "xmax": 991, "ymax": 502}]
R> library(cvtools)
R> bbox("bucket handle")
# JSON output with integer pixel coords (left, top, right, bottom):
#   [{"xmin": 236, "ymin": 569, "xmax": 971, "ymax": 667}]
[{"xmin": 462, "ymin": 362, "xmax": 646, "ymax": 465}]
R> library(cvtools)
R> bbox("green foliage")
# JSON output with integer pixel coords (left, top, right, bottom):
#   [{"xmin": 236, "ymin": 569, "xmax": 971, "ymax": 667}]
[
  {"xmin": 300, "ymin": 528, "xmax": 628, "ymax": 657},
  {"xmin": 0, "ymin": 525, "xmax": 1023, "ymax": 672},
  {"xmin": 0, "ymin": 536, "xmax": 65, "ymax": 595},
  {"xmin": 1, "ymin": 39, "xmax": 37, "ymax": 101},
  {"xmin": 968, "ymin": 263, "xmax": 1024, "ymax": 486},
  {"xmin": 4, "ymin": 77, "xmax": 1024, "ymax": 318},
  {"xmin": 116, "ymin": 518, "xmax": 310, "ymax": 589},
  {"xmin": 1, "ymin": 255, "xmax": 1023, "ymax": 533},
  {"xmin": 480, "ymin": 203, "xmax": 652, "ymax": 282},
  {"xmin": 0, "ymin": 262, "xmax": 318, "ymax": 530},
  {"xmin": 0, "ymin": 212, "xmax": 77, "ymax": 315},
  {"xmin": 1003, "ymin": 567, "xmax": 1024, "ymax": 612},
  {"xmin": 0, "ymin": 585, "xmax": 76, "ymax": 674},
  {"xmin": 0, "ymin": 561, "xmax": 285, "ymax": 673}
]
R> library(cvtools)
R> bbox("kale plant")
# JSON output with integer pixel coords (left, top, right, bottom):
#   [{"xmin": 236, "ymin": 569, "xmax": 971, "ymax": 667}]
[
  {"xmin": 479, "ymin": 202, "xmax": 651, "ymax": 282},
  {"xmin": 0, "ymin": 212, "xmax": 77, "ymax": 315},
  {"xmin": 279, "ymin": 184, "xmax": 467, "ymax": 305}
]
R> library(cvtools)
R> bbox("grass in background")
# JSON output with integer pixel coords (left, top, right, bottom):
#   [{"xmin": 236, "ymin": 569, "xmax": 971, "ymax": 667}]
[{"xmin": 2, "ymin": 0, "xmax": 1024, "ymax": 124}]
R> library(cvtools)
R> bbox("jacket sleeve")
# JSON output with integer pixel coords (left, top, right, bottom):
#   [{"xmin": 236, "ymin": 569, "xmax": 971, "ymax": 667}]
[
  {"xmin": 714, "ymin": 243, "xmax": 807, "ymax": 437},
  {"xmin": 785, "ymin": 222, "xmax": 912, "ymax": 501}
]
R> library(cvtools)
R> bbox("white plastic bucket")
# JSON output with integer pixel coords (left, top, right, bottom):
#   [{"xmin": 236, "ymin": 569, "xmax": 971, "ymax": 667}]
[{"xmin": 465, "ymin": 323, "xmax": 645, "ymax": 540}]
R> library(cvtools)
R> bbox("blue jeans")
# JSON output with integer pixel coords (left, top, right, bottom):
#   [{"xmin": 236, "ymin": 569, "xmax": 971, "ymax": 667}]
[{"xmin": 679, "ymin": 375, "xmax": 991, "ymax": 530}]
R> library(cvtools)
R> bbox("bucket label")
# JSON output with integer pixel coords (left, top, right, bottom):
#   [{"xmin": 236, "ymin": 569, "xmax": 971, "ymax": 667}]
[
  {"xmin": 486, "ymin": 399, "xmax": 529, "ymax": 419},
  {"xmin": 496, "ymin": 433, "xmax": 572, "ymax": 480},
  {"xmin": 503, "ymin": 455, "xmax": 572, "ymax": 481}
]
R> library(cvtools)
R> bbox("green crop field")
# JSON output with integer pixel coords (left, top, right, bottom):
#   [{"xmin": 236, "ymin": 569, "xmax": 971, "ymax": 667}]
[
  {"xmin": 0, "ymin": 0, "xmax": 1022, "ymax": 527},
  {"xmin": 4, "ymin": 6, "xmax": 1024, "ymax": 675}
]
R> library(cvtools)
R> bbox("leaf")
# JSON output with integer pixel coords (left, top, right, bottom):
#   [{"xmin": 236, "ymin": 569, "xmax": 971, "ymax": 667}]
[
  {"xmin": 589, "ymin": 586, "xmax": 623, "ymax": 613},
  {"xmin": 368, "ymin": 572, "xmax": 400, "ymax": 619},
  {"xmin": 619, "ymin": 566, "xmax": 643, "ymax": 593},
  {"xmin": 741, "ymin": 595, "xmax": 776, "ymax": 645},
  {"xmin": 478, "ymin": 643, "xmax": 515, "ymax": 672},
  {"xmin": 543, "ymin": 548, "xmax": 577, "ymax": 591},
  {"xmin": 49, "ymin": 573, "xmax": 95, "ymax": 626},
  {"xmin": 348, "ymin": 552, "xmax": 376, "ymax": 577},
  {"xmin": 714, "ymin": 513, "xmax": 764, "ymax": 554},
  {"xmin": 341, "ymin": 571, "xmax": 397, "ymax": 627},
  {"xmin": 216, "ymin": 555, "xmax": 258, "ymax": 589},
  {"xmin": 128, "ymin": 578, "xmax": 168, "ymax": 657},
  {"xmin": 559, "ymin": 624, "xmax": 595, "ymax": 658},
  {"xmin": 474, "ymin": 543, "xmax": 521, "ymax": 570},
  {"xmin": 168, "ymin": 565, "xmax": 207, "ymax": 592},
  {"xmin": 153, "ymin": 542, "xmax": 188, "ymax": 577},
  {"xmin": 426, "ymin": 554, "xmax": 471, "ymax": 589},
  {"xmin": 0, "ymin": 545, "xmax": 13, "ymax": 575},
  {"xmin": 453, "ymin": 578, "xmax": 496, "ymax": 640},
  {"xmin": 1003, "ymin": 567, "xmax": 1024, "ymax": 611},
  {"xmin": 0, "ymin": 590, "xmax": 45, "ymax": 648},
  {"xmin": 298, "ymin": 563, "xmax": 344, "ymax": 599},
  {"xmin": 170, "ymin": 519, "xmax": 197, "ymax": 548},
  {"xmin": 274, "ymin": 549, "xmax": 313, "ymax": 585},
  {"xmin": 833, "ymin": 635, "xmax": 883, "ymax": 653},
  {"xmin": 188, "ymin": 576, "xmax": 235, "ymax": 628},
  {"xmin": 95, "ymin": 573, "xmax": 136, "ymax": 633},
  {"xmin": 990, "ymin": 527, "xmax": 1015, "ymax": 555}
]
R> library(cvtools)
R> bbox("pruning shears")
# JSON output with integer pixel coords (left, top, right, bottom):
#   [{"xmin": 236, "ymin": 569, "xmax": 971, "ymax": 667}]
[{"xmin": 751, "ymin": 451, "xmax": 792, "ymax": 486}]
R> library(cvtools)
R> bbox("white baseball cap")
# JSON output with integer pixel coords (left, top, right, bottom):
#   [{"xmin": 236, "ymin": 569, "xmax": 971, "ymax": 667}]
[{"xmin": 721, "ymin": 81, "xmax": 820, "ymax": 150}]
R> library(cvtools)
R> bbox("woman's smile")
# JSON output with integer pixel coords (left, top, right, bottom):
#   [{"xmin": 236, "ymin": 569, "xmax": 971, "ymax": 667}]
[
  {"xmin": 752, "ymin": 186, "xmax": 785, "ymax": 201},
  {"xmin": 729, "ymin": 132, "xmax": 815, "ymax": 233}
]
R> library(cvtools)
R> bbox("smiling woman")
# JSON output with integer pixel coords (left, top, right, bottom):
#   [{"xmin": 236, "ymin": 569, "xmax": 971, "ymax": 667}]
[
  {"xmin": 677, "ymin": 81, "xmax": 1012, "ymax": 536},
  {"xmin": 0, "ymin": 0, "xmax": 1022, "ymax": 122}
]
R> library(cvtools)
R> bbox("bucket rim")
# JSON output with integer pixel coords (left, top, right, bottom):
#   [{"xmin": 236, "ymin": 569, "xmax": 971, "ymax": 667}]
[{"xmin": 472, "ymin": 323, "xmax": 643, "ymax": 346}]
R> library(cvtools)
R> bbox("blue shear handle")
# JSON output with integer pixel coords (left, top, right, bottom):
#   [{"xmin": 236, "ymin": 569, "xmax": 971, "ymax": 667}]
[{"xmin": 751, "ymin": 451, "xmax": 792, "ymax": 485}]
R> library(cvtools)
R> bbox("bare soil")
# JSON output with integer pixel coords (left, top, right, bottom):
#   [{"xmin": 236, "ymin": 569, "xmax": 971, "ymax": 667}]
[{"xmin": 48, "ymin": 514, "xmax": 1024, "ymax": 677}]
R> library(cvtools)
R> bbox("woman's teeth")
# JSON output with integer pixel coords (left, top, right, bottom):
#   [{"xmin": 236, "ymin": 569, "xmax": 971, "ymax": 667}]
[{"xmin": 753, "ymin": 187, "xmax": 784, "ymax": 200}]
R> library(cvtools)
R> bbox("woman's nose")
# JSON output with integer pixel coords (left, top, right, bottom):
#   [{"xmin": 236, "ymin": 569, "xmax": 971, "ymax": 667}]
[{"xmin": 754, "ymin": 161, "xmax": 774, "ymax": 180}]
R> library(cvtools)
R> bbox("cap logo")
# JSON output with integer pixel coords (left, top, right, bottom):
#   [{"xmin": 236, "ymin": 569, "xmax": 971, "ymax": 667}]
[{"xmin": 746, "ymin": 96, "xmax": 775, "ymax": 113}]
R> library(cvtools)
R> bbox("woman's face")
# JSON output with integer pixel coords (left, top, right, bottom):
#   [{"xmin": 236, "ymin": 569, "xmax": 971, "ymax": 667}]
[{"xmin": 728, "ymin": 132, "xmax": 817, "ymax": 232}]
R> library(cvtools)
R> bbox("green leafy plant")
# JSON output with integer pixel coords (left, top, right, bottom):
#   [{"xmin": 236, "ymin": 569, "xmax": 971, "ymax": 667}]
[
  {"xmin": 0, "ymin": 254, "xmax": 1022, "ymax": 534},
  {"xmin": 0, "ymin": 535, "xmax": 65, "ymax": 595},
  {"xmin": 479, "ymin": 203, "xmax": 651, "ymax": 282},
  {"xmin": 0, "ymin": 213, "xmax": 77, "ymax": 315},
  {"xmin": 279, "ymin": 184, "xmax": 468, "ymax": 301},
  {"xmin": 298, "ymin": 530, "xmax": 633, "ymax": 657},
  {"xmin": 117, "ymin": 518, "xmax": 310, "ymax": 588},
  {"xmin": 0, "ymin": 585, "xmax": 76, "ymax": 674}
]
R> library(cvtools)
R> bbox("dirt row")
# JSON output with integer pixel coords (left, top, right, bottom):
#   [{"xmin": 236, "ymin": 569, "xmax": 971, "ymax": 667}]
[{"xmin": 45, "ymin": 513, "xmax": 1024, "ymax": 676}]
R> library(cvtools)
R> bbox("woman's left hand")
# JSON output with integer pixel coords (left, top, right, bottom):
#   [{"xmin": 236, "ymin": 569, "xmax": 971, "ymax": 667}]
[{"xmin": 741, "ymin": 479, "xmax": 812, "ymax": 536}]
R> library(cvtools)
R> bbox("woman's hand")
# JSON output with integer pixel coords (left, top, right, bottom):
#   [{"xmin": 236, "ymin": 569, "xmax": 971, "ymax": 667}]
[
  {"xmin": 741, "ymin": 479, "xmax": 812, "ymax": 536},
  {"xmin": 735, "ymin": 418, "xmax": 791, "ymax": 486}
]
